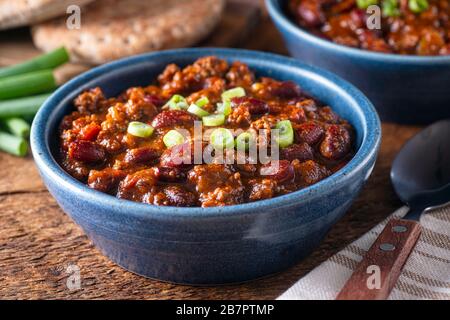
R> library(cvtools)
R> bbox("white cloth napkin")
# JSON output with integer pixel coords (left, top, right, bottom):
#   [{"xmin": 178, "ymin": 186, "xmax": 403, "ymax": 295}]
[{"xmin": 278, "ymin": 206, "xmax": 450, "ymax": 300}]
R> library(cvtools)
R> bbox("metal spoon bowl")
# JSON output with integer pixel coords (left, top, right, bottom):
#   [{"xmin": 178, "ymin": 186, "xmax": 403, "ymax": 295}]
[{"xmin": 391, "ymin": 119, "xmax": 450, "ymax": 219}]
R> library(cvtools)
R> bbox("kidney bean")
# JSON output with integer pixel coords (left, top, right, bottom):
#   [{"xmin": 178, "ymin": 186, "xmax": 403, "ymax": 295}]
[
  {"xmin": 320, "ymin": 125, "xmax": 351, "ymax": 160},
  {"xmin": 297, "ymin": 0, "xmax": 325, "ymax": 27},
  {"xmin": 163, "ymin": 186, "xmax": 198, "ymax": 207},
  {"xmin": 296, "ymin": 121, "xmax": 325, "ymax": 145},
  {"xmin": 231, "ymin": 97, "xmax": 269, "ymax": 115},
  {"xmin": 272, "ymin": 81, "xmax": 302, "ymax": 99},
  {"xmin": 281, "ymin": 143, "xmax": 314, "ymax": 162},
  {"xmin": 154, "ymin": 167, "xmax": 186, "ymax": 182},
  {"xmin": 144, "ymin": 94, "xmax": 166, "ymax": 108},
  {"xmin": 151, "ymin": 110, "xmax": 197, "ymax": 129},
  {"xmin": 88, "ymin": 168, "xmax": 126, "ymax": 194},
  {"xmin": 160, "ymin": 142, "xmax": 193, "ymax": 168},
  {"xmin": 350, "ymin": 9, "xmax": 365, "ymax": 29},
  {"xmin": 260, "ymin": 160, "xmax": 295, "ymax": 183},
  {"xmin": 69, "ymin": 141, "xmax": 105, "ymax": 163},
  {"xmin": 124, "ymin": 147, "xmax": 160, "ymax": 165}
]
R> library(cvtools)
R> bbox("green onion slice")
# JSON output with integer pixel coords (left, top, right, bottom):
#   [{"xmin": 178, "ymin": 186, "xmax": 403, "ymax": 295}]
[
  {"xmin": 408, "ymin": 0, "xmax": 428, "ymax": 13},
  {"xmin": 188, "ymin": 103, "xmax": 210, "ymax": 118},
  {"xmin": 0, "ymin": 93, "xmax": 51, "ymax": 118},
  {"xmin": 382, "ymin": 0, "xmax": 401, "ymax": 17},
  {"xmin": 275, "ymin": 120, "xmax": 294, "ymax": 148},
  {"xmin": 2, "ymin": 117, "xmax": 30, "ymax": 138},
  {"xmin": 0, "ymin": 69, "xmax": 56, "ymax": 100},
  {"xmin": 221, "ymin": 87, "xmax": 246, "ymax": 102},
  {"xmin": 235, "ymin": 132, "xmax": 255, "ymax": 151},
  {"xmin": 163, "ymin": 130, "xmax": 185, "ymax": 148},
  {"xmin": 0, "ymin": 47, "xmax": 69, "ymax": 79},
  {"xmin": 202, "ymin": 114, "xmax": 225, "ymax": 127},
  {"xmin": 356, "ymin": 0, "xmax": 378, "ymax": 9},
  {"xmin": 217, "ymin": 100, "xmax": 232, "ymax": 116},
  {"xmin": 163, "ymin": 94, "xmax": 188, "ymax": 110},
  {"xmin": 195, "ymin": 97, "xmax": 209, "ymax": 107},
  {"xmin": 127, "ymin": 121, "xmax": 154, "ymax": 138},
  {"xmin": 210, "ymin": 128, "xmax": 235, "ymax": 150}
]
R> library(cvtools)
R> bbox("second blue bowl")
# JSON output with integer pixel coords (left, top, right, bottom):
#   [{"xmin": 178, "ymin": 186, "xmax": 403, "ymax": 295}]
[{"xmin": 266, "ymin": 0, "xmax": 450, "ymax": 124}]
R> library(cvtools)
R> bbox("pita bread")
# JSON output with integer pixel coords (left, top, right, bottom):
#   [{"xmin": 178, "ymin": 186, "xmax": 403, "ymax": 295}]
[
  {"xmin": 0, "ymin": 0, "xmax": 94, "ymax": 30},
  {"xmin": 32, "ymin": 0, "xmax": 226, "ymax": 65}
]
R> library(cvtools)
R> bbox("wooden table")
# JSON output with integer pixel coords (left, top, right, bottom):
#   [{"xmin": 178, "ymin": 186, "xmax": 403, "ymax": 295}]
[{"xmin": 0, "ymin": 2, "xmax": 422, "ymax": 299}]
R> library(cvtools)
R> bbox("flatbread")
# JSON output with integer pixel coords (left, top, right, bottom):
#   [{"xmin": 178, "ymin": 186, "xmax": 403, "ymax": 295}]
[
  {"xmin": 0, "ymin": 0, "xmax": 94, "ymax": 30},
  {"xmin": 32, "ymin": 0, "xmax": 226, "ymax": 65}
]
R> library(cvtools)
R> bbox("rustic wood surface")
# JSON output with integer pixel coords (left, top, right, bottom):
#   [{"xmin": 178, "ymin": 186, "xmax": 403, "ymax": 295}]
[{"xmin": 0, "ymin": 0, "xmax": 423, "ymax": 300}]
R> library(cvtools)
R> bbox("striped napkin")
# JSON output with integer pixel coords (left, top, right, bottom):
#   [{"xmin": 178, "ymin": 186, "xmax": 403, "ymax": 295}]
[{"xmin": 278, "ymin": 205, "xmax": 450, "ymax": 300}]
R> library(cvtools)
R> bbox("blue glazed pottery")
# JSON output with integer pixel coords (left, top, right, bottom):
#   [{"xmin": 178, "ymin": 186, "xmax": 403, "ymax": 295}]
[
  {"xmin": 266, "ymin": 0, "xmax": 450, "ymax": 125},
  {"xmin": 31, "ymin": 48, "xmax": 381, "ymax": 284}
]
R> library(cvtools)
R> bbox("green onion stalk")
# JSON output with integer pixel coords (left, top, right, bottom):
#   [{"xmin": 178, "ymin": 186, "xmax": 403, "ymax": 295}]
[
  {"xmin": 0, "ymin": 70, "xmax": 57, "ymax": 100},
  {"xmin": 1, "ymin": 117, "xmax": 30, "ymax": 138},
  {"xmin": 0, "ymin": 47, "xmax": 69, "ymax": 79},
  {"xmin": 0, "ymin": 93, "xmax": 51, "ymax": 118},
  {"xmin": 0, "ymin": 131, "xmax": 28, "ymax": 157}
]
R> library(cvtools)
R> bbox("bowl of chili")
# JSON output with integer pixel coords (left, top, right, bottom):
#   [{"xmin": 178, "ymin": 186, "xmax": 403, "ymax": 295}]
[
  {"xmin": 266, "ymin": 0, "xmax": 450, "ymax": 124},
  {"xmin": 31, "ymin": 48, "xmax": 380, "ymax": 284}
]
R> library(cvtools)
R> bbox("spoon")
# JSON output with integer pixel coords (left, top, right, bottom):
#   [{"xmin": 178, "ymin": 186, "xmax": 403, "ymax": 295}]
[{"xmin": 337, "ymin": 119, "xmax": 450, "ymax": 300}]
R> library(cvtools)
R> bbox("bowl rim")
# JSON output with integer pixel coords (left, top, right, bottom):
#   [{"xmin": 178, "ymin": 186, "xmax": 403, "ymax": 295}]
[
  {"xmin": 265, "ymin": 0, "xmax": 450, "ymax": 64},
  {"xmin": 31, "ymin": 48, "xmax": 381, "ymax": 220}
]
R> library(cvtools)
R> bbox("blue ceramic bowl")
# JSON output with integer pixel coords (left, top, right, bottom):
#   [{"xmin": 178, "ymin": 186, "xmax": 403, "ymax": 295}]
[
  {"xmin": 266, "ymin": 0, "xmax": 450, "ymax": 124},
  {"xmin": 31, "ymin": 48, "xmax": 380, "ymax": 284}
]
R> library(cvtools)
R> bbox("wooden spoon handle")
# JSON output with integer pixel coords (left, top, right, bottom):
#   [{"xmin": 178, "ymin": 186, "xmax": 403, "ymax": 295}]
[{"xmin": 336, "ymin": 219, "xmax": 421, "ymax": 300}]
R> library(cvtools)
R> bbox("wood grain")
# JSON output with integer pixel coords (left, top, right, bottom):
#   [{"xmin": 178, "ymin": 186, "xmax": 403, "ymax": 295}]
[
  {"xmin": 337, "ymin": 219, "xmax": 422, "ymax": 300},
  {"xmin": 0, "ymin": 0, "xmax": 424, "ymax": 300}
]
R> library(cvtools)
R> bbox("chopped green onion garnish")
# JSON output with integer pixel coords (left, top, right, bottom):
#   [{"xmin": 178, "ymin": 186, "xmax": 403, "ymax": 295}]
[
  {"xmin": 188, "ymin": 103, "xmax": 210, "ymax": 118},
  {"xmin": 0, "ymin": 47, "xmax": 69, "ymax": 79},
  {"xmin": 408, "ymin": 0, "xmax": 428, "ymax": 13},
  {"xmin": 2, "ymin": 117, "xmax": 30, "ymax": 138},
  {"xmin": 202, "ymin": 114, "xmax": 225, "ymax": 127},
  {"xmin": 0, "ymin": 70, "xmax": 56, "ymax": 100},
  {"xmin": 127, "ymin": 121, "xmax": 154, "ymax": 138},
  {"xmin": 221, "ymin": 87, "xmax": 246, "ymax": 102},
  {"xmin": 235, "ymin": 132, "xmax": 255, "ymax": 151},
  {"xmin": 163, "ymin": 94, "xmax": 188, "ymax": 110},
  {"xmin": 0, "ymin": 131, "xmax": 28, "ymax": 157},
  {"xmin": 195, "ymin": 97, "xmax": 209, "ymax": 108},
  {"xmin": 210, "ymin": 128, "xmax": 235, "ymax": 150},
  {"xmin": 356, "ymin": 0, "xmax": 378, "ymax": 9},
  {"xmin": 275, "ymin": 120, "xmax": 294, "ymax": 148},
  {"xmin": 0, "ymin": 93, "xmax": 51, "ymax": 118},
  {"xmin": 217, "ymin": 100, "xmax": 232, "ymax": 116},
  {"xmin": 163, "ymin": 130, "xmax": 185, "ymax": 148},
  {"xmin": 382, "ymin": 0, "xmax": 401, "ymax": 17}
]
